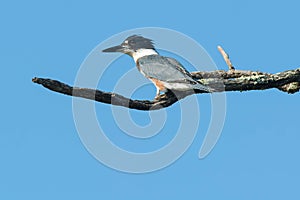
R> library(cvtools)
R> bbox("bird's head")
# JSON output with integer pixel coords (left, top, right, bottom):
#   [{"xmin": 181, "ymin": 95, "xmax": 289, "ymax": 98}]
[{"xmin": 102, "ymin": 35, "xmax": 155, "ymax": 57}]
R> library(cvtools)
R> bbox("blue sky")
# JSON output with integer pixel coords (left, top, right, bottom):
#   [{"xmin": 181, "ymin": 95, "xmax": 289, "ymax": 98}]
[{"xmin": 1, "ymin": 0, "xmax": 300, "ymax": 199}]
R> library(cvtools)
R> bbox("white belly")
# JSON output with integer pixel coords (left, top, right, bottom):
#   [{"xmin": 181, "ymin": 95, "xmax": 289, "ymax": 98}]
[{"xmin": 162, "ymin": 82, "xmax": 192, "ymax": 91}]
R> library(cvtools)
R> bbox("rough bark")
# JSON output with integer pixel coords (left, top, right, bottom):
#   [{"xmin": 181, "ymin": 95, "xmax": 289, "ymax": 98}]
[{"xmin": 32, "ymin": 67, "xmax": 300, "ymax": 111}]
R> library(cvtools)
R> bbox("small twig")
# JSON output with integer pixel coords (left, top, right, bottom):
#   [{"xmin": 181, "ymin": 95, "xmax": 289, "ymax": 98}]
[{"xmin": 218, "ymin": 45, "xmax": 235, "ymax": 71}]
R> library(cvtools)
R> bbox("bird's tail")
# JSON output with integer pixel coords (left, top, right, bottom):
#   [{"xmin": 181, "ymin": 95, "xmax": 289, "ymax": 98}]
[{"xmin": 192, "ymin": 82, "xmax": 213, "ymax": 92}]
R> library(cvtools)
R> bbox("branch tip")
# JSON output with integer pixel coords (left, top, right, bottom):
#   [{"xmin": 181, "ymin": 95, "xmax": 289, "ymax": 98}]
[{"xmin": 32, "ymin": 77, "xmax": 38, "ymax": 83}]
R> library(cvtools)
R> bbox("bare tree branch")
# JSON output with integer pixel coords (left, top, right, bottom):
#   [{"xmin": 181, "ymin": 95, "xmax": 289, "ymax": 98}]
[
  {"xmin": 32, "ymin": 67, "xmax": 300, "ymax": 111},
  {"xmin": 32, "ymin": 46, "xmax": 300, "ymax": 110}
]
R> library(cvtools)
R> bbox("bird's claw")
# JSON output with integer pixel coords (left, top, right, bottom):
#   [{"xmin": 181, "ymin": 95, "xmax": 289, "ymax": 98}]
[{"xmin": 154, "ymin": 95, "xmax": 161, "ymax": 101}]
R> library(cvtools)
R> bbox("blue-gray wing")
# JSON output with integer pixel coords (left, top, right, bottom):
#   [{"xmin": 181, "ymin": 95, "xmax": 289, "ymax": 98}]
[
  {"xmin": 137, "ymin": 55, "xmax": 194, "ymax": 83},
  {"xmin": 137, "ymin": 55, "xmax": 210, "ymax": 91}
]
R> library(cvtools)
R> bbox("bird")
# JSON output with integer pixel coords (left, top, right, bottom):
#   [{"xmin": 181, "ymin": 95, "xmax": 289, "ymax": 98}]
[{"xmin": 102, "ymin": 35, "xmax": 210, "ymax": 99}]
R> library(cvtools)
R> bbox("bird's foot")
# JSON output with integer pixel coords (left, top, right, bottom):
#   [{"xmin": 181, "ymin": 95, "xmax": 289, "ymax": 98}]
[
  {"xmin": 154, "ymin": 93, "xmax": 169, "ymax": 101},
  {"xmin": 154, "ymin": 95, "xmax": 161, "ymax": 101}
]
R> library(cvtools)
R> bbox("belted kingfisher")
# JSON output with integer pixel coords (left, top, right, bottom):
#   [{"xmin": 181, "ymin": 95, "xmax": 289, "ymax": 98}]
[{"xmin": 103, "ymin": 35, "xmax": 210, "ymax": 99}]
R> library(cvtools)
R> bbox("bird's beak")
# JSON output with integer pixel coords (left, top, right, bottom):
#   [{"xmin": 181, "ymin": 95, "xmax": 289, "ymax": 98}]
[{"xmin": 102, "ymin": 44, "xmax": 128, "ymax": 53}]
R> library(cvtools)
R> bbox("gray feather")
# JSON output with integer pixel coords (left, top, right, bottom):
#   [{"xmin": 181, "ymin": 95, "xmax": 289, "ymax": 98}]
[{"xmin": 137, "ymin": 55, "xmax": 210, "ymax": 91}]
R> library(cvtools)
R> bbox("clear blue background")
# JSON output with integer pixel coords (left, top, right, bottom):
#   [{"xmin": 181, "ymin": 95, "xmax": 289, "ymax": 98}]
[{"xmin": 1, "ymin": 0, "xmax": 299, "ymax": 199}]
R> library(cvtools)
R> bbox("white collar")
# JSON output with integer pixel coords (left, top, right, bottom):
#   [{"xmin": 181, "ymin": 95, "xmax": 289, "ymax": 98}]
[{"xmin": 132, "ymin": 49, "xmax": 158, "ymax": 62}]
